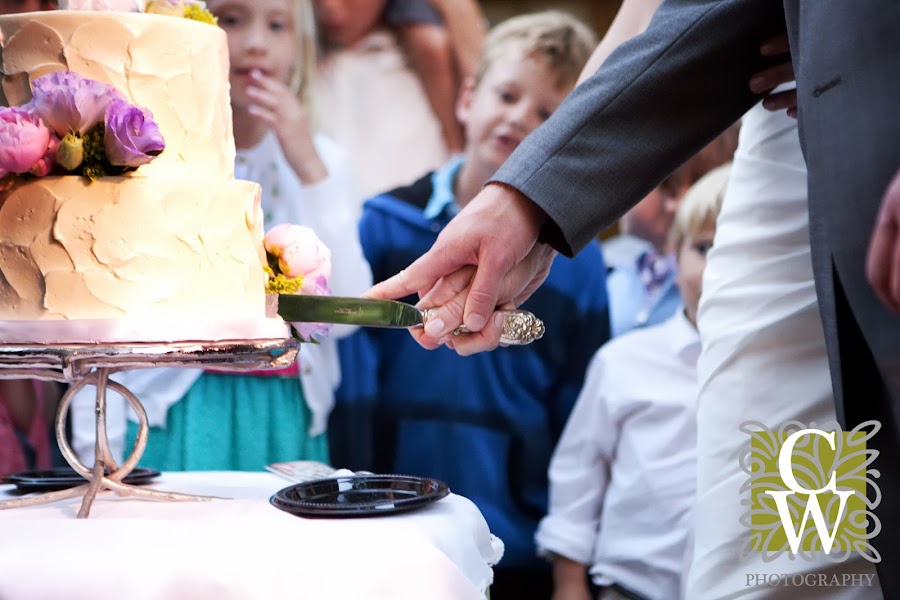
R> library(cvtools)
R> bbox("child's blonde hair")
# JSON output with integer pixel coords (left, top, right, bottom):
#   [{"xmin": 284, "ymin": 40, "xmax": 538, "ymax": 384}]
[
  {"xmin": 474, "ymin": 11, "xmax": 597, "ymax": 89},
  {"xmin": 289, "ymin": 0, "xmax": 319, "ymax": 122},
  {"xmin": 669, "ymin": 163, "xmax": 731, "ymax": 253}
]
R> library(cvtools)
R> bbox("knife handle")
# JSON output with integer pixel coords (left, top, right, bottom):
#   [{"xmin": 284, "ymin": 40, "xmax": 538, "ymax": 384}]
[{"xmin": 421, "ymin": 309, "xmax": 545, "ymax": 346}]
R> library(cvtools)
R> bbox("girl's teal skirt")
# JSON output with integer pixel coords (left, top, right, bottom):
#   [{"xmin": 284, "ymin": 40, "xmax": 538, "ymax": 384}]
[{"xmin": 125, "ymin": 372, "xmax": 329, "ymax": 471}]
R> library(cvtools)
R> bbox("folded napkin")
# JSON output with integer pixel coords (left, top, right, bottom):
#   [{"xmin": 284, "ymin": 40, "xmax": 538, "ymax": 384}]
[{"xmin": 265, "ymin": 460, "xmax": 336, "ymax": 483}]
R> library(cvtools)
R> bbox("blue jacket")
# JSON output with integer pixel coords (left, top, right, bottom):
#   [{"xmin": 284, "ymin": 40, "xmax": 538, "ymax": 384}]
[{"xmin": 333, "ymin": 172, "xmax": 611, "ymax": 567}]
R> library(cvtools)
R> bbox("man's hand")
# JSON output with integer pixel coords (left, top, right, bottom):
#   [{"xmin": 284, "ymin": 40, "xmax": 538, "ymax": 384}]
[
  {"xmin": 366, "ymin": 183, "xmax": 555, "ymax": 352},
  {"xmin": 413, "ymin": 243, "xmax": 556, "ymax": 355},
  {"xmin": 867, "ymin": 167, "xmax": 900, "ymax": 313},
  {"xmin": 750, "ymin": 32, "xmax": 797, "ymax": 118}
]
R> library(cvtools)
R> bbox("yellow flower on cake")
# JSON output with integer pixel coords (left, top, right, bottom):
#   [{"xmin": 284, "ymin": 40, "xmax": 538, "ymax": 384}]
[{"xmin": 145, "ymin": 0, "xmax": 217, "ymax": 24}]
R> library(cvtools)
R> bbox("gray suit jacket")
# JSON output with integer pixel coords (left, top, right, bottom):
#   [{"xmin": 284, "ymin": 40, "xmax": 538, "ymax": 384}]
[
  {"xmin": 492, "ymin": 0, "xmax": 899, "ymax": 412},
  {"xmin": 784, "ymin": 2, "xmax": 900, "ymax": 414}
]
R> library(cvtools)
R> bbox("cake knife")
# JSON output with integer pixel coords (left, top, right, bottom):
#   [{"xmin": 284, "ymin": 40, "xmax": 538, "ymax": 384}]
[{"xmin": 268, "ymin": 295, "xmax": 545, "ymax": 346}]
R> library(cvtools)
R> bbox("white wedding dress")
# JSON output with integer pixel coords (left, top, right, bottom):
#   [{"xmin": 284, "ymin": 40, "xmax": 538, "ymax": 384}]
[{"xmin": 684, "ymin": 103, "xmax": 882, "ymax": 599}]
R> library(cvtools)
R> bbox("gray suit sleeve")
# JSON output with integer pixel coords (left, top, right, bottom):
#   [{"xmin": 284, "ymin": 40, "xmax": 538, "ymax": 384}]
[{"xmin": 490, "ymin": 0, "xmax": 786, "ymax": 256}]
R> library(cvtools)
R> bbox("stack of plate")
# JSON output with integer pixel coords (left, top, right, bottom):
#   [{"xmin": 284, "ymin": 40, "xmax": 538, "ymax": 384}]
[{"xmin": 2, "ymin": 467, "xmax": 160, "ymax": 492}]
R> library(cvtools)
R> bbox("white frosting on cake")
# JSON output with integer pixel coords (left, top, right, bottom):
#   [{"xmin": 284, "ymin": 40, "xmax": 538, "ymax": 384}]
[
  {"xmin": 0, "ymin": 11, "xmax": 236, "ymax": 179},
  {"xmin": 0, "ymin": 12, "xmax": 284, "ymax": 341},
  {"xmin": 0, "ymin": 176, "xmax": 267, "ymax": 321}
]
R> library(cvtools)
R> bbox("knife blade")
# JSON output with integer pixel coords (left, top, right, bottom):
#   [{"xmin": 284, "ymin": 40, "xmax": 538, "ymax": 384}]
[{"xmin": 268, "ymin": 295, "xmax": 544, "ymax": 346}]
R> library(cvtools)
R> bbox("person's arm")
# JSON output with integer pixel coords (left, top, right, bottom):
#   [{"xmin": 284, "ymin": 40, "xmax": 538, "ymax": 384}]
[
  {"xmin": 551, "ymin": 555, "xmax": 592, "ymax": 600},
  {"xmin": 396, "ymin": 0, "xmax": 485, "ymax": 153},
  {"xmin": 398, "ymin": 24, "xmax": 466, "ymax": 153},
  {"xmin": 576, "ymin": 0, "xmax": 663, "ymax": 86},
  {"xmin": 535, "ymin": 351, "xmax": 618, "ymax": 599},
  {"xmin": 494, "ymin": 0, "xmax": 784, "ymax": 257},
  {"xmin": 369, "ymin": 0, "xmax": 785, "ymax": 354},
  {"xmin": 867, "ymin": 166, "xmax": 900, "ymax": 313},
  {"xmin": 428, "ymin": 0, "xmax": 486, "ymax": 81}
]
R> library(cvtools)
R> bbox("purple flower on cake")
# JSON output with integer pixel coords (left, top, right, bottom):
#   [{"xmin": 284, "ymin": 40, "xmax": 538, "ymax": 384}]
[
  {"xmin": 264, "ymin": 224, "xmax": 333, "ymax": 342},
  {"xmin": 0, "ymin": 107, "xmax": 56, "ymax": 179},
  {"xmin": 104, "ymin": 99, "xmax": 166, "ymax": 167},
  {"xmin": 29, "ymin": 71, "xmax": 124, "ymax": 136},
  {"xmin": 0, "ymin": 71, "xmax": 165, "ymax": 181}
]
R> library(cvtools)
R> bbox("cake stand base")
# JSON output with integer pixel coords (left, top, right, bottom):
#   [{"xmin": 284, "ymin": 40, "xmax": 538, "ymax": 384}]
[{"xmin": 0, "ymin": 338, "xmax": 299, "ymax": 517}]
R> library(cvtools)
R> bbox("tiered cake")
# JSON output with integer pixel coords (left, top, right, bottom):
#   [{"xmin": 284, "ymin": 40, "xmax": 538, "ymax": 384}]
[{"xmin": 0, "ymin": 11, "xmax": 285, "ymax": 342}]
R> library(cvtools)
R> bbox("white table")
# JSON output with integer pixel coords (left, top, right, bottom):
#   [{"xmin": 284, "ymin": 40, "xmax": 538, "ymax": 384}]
[{"xmin": 0, "ymin": 472, "xmax": 504, "ymax": 600}]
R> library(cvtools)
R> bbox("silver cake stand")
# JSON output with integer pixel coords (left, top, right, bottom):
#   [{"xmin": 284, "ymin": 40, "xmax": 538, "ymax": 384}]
[{"xmin": 0, "ymin": 337, "xmax": 299, "ymax": 518}]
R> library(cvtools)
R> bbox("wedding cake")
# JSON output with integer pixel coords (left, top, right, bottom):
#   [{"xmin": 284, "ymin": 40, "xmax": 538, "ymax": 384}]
[{"xmin": 0, "ymin": 10, "xmax": 286, "ymax": 342}]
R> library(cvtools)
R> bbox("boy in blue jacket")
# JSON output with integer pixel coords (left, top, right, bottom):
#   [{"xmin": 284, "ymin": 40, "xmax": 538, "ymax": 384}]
[{"xmin": 333, "ymin": 11, "xmax": 607, "ymax": 598}]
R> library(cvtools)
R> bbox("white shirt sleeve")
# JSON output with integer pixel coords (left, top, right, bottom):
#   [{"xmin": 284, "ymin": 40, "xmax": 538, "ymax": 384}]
[{"xmin": 535, "ymin": 349, "xmax": 620, "ymax": 564}]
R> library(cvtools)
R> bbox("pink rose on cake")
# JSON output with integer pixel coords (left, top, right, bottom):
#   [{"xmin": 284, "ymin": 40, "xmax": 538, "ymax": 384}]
[
  {"xmin": 28, "ymin": 136, "xmax": 60, "ymax": 178},
  {"xmin": 264, "ymin": 224, "xmax": 333, "ymax": 341},
  {"xmin": 266, "ymin": 224, "xmax": 332, "ymax": 292},
  {"xmin": 0, "ymin": 107, "xmax": 57, "ymax": 179},
  {"xmin": 0, "ymin": 71, "xmax": 165, "ymax": 186}
]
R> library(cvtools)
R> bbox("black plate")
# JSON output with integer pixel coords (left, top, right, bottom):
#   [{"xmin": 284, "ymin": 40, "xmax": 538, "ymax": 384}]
[
  {"xmin": 4, "ymin": 467, "xmax": 161, "ymax": 492},
  {"xmin": 270, "ymin": 474, "xmax": 449, "ymax": 518}
]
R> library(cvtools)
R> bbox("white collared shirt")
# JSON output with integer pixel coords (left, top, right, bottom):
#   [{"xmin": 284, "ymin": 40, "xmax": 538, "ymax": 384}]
[{"xmin": 535, "ymin": 310, "xmax": 700, "ymax": 599}]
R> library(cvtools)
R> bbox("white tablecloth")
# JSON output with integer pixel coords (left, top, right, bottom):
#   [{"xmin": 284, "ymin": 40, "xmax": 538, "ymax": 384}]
[{"xmin": 0, "ymin": 472, "xmax": 504, "ymax": 600}]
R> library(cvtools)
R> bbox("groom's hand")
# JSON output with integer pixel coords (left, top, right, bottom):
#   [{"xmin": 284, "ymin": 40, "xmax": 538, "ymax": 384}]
[{"xmin": 366, "ymin": 183, "xmax": 553, "ymax": 353}]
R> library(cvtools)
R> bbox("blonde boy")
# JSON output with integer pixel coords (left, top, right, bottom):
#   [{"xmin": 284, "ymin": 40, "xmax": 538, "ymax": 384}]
[
  {"xmin": 536, "ymin": 164, "xmax": 730, "ymax": 600},
  {"xmin": 334, "ymin": 12, "xmax": 607, "ymax": 599}
]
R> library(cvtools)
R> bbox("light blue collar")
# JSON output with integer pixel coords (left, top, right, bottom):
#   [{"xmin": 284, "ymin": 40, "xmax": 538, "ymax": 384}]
[{"xmin": 423, "ymin": 155, "xmax": 465, "ymax": 220}]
